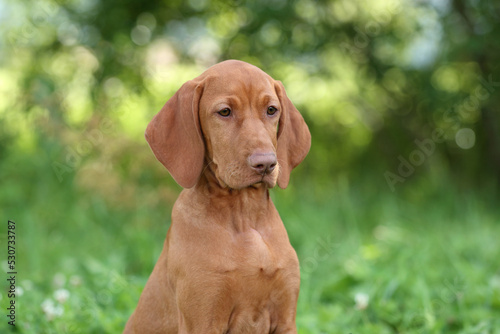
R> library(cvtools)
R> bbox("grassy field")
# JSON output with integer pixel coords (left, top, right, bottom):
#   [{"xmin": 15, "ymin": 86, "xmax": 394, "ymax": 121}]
[{"xmin": 1, "ymin": 149, "xmax": 500, "ymax": 334}]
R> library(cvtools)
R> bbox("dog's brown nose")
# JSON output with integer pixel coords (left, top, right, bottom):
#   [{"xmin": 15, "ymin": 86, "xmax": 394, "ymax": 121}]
[{"xmin": 248, "ymin": 153, "xmax": 277, "ymax": 175}]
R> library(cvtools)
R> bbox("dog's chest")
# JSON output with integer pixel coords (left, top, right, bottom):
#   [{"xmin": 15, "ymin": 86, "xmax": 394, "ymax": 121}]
[{"xmin": 232, "ymin": 228, "xmax": 282, "ymax": 276}]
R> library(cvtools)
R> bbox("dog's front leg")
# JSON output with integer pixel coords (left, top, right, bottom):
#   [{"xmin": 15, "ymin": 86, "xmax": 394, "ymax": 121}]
[{"xmin": 175, "ymin": 279, "xmax": 233, "ymax": 334}]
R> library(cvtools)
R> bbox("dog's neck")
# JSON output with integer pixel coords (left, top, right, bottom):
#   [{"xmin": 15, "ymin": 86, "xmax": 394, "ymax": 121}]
[{"xmin": 187, "ymin": 165, "xmax": 274, "ymax": 232}]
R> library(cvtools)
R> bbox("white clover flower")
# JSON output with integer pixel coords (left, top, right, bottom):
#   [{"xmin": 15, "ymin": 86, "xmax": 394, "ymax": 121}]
[
  {"xmin": 41, "ymin": 298, "xmax": 54, "ymax": 312},
  {"xmin": 354, "ymin": 292, "xmax": 369, "ymax": 310},
  {"xmin": 41, "ymin": 299, "xmax": 55, "ymax": 318},
  {"xmin": 54, "ymin": 288, "xmax": 70, "ymax": 304},
  {"xmin": 52, "ymin": 305, "xmax": 64, "ymax": 317},
  {"xmin": 41, "ymin": 298, "xmax": 64, "ymax": 321}
]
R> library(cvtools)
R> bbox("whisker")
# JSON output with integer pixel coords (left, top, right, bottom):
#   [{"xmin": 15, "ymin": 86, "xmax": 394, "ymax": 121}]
[{"xmin": 201, "ymin": 159, "xmax": 214, "ymax": 175}]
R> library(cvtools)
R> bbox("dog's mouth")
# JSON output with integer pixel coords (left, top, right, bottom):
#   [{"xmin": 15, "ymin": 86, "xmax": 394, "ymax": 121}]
[
  {"xmin": 224, "ymin": 174, "xmax": 276, "ymax": 190},
  {"xmin": 249, "ymin": 173, "xmax": 277, "ymax": 189},
  {"xmin": 249, "ymin": 181, "xmax": 263, "ymax": 189},
  {"xmin": 210, "ymin": 161, "xmax": 278, "ymax": 190}
]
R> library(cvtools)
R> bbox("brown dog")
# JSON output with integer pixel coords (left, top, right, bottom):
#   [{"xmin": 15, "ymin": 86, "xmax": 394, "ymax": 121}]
[{"xmin": 124, "ymin": 60, "xmax": 311, "ymax": 333}]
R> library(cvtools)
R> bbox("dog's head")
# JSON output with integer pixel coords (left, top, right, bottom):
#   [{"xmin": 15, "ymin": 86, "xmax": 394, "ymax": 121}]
[{"xmin": 145, "ymin": 60, "xmax": 311, "ymax": 190}]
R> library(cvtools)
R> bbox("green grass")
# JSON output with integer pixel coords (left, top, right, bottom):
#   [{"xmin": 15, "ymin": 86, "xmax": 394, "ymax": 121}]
[{"xmin": 1, "ymin": 149, "xmax": 500, "ymax": 333}]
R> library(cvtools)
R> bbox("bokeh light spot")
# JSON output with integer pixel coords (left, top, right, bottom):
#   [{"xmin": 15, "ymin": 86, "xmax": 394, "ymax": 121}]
[
  {"xmin": 455, "ymin": 128, "xmax": 475, "ymax": 149},
  {"xmin": 131, "ymin": 25, "xmax": 151, "ymax": 46}
]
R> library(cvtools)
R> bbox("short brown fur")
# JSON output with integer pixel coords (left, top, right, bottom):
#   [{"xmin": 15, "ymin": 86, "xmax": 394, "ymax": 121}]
[{"xmin": 124, "ymin": 60, "xmax": 311, "ymax": 333}]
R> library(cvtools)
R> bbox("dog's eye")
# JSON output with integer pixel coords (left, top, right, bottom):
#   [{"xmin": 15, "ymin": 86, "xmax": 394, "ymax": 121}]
[
  {"xmin": 218, "ymin": 108, "xmax": 231, "ymax": 117},
  {"xmin": 267, "ymin": 106, "xmax": 278, "ymax": 116}
]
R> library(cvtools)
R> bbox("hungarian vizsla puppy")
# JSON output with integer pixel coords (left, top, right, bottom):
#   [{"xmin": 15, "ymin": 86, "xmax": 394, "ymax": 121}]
[{"xmin": 124, "ymin": 60, "xmax": 311, "ymax": 333}]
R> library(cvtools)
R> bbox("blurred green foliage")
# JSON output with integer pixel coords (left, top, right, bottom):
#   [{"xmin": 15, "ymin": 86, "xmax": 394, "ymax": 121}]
[
  {"xmin": 1, "ymin": 0, "xmax": 500, "ymax": 332},
  {"xmin": 2, "ymin": 0, "xmax": 500, "ymax": 190}
]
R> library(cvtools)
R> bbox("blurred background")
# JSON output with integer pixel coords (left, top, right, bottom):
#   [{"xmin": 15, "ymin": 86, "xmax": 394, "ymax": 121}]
[{"xmin": 1, "ymin": 0, "xmax": 499, "ymax": 333}]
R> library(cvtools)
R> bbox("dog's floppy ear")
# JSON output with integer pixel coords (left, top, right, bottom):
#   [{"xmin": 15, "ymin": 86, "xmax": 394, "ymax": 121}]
[
  {"xmin": 275, "ymin": 80, "xmax": 311, "ymax": 189},
  {"xmin": 145, "ymin": 79, "xmax": 205, "ymax": 188}
]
